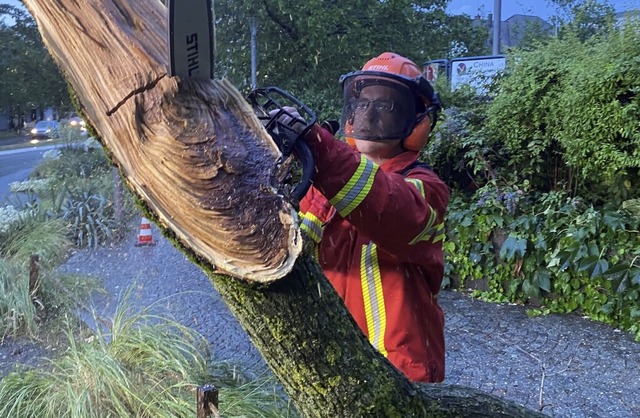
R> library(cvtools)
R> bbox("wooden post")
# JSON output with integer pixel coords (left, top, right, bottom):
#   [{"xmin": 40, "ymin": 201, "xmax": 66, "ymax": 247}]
[
  {"xmin": 196, "ymin": 384, "xmax": 219, "ymax": 418},
  {"xmin": 29, "ymin": 254, "xmax": 40, "ymax": 296}
]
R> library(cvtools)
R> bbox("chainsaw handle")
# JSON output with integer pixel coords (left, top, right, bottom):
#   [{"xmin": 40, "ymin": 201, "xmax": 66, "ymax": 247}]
[
  {"xmin": 292, "ymin": 140, "xmax": 314, "ymax": 202},
  {"xmin": 247, "ymin": 87, "xmax": 317, "ymax": 156},
  {"xmin": 247, "ymin": 86, "xmax": 317, "ymax": 205}
]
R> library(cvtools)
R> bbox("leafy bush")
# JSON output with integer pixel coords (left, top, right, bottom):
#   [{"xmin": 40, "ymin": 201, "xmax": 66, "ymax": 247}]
[
  {"xmin": 32, "ymin": 145, "xmax": 111, "ymax": 190},
  {"xmin": 426, "ymin": 21, "xmax": 640, "ymax": 340},
  {"xmin": 22, "ymin": 145, "xmax": 135, "ymax": 247},
  {"xmin": 482, "ymin": 21, "xmax": 640, "ymax": 200},
  {"xmin": 444, "ymin": 185, "xmax": 640, "ymax": 340}
]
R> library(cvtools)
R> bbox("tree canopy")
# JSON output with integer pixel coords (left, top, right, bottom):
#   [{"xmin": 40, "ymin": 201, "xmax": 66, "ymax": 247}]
[
  {"xmin": 0, "ymin": 3, "xmax": 70, "ymax": 117},
  {"xmin": 213, "ymin": 0, "xmax": 489, "ymax": 119}
]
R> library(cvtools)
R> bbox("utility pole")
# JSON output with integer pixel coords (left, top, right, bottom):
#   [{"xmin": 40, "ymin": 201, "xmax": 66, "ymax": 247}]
[
  {"xmin": 493, "ymin": 0, "xmax": 501, "ymax": 55},
  {"xmin": 249, "ymin": 17, "xmax": 257, "ymax": 90}
]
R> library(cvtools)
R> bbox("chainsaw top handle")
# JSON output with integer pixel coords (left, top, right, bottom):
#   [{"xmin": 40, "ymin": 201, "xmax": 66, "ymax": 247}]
[{"xmin": 247, "ymin": 87, "xmax": 317, "ymax": 157}]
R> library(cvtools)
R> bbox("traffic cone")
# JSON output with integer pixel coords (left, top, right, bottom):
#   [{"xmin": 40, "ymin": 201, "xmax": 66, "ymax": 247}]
[{"xmin": 135, "ymin": 217, "xmax": 155, "ymax": 246}]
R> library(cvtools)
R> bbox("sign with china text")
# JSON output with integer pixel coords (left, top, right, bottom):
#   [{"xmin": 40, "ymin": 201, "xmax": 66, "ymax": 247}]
[{"xmin": 450, "ymin": 55, "xmax": 506, "ymax": 93}]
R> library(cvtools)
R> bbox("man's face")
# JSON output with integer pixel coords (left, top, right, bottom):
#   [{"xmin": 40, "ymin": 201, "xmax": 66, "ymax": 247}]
[
  {"xmin": 341, "ymin": 75, "xmax": 416, "ymax": 143},
  {"xmin": 348, "ymin": 83, "xmax": 408, "ymax": 161},
  {"xmin": 347, "ymin": 84, "xmax": 404, "ymax": 140}
]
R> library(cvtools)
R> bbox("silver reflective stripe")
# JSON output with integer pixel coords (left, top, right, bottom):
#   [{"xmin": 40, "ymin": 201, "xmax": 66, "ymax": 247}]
[{"xmin": 360, "ymin": 242, "xmax": 387, "ymax": 356}]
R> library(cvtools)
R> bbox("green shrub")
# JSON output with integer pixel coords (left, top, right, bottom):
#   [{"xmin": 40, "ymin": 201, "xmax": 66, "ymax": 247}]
[
  {"xmin": 18, "ymin": 145, "xmax": 136, "ymax": 247},
  {"xmin": 444, "ymin": 185, "xmax": 640, "ymax": 340},
  {"xmin": 482, "ymin": 21, "xmax": 640, "ymax": 200}
]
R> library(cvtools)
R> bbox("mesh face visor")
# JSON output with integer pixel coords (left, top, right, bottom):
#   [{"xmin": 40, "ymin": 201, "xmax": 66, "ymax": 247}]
[{"xmin": 340, "ymin": 76, "xmax": 417, "ymax": 141}]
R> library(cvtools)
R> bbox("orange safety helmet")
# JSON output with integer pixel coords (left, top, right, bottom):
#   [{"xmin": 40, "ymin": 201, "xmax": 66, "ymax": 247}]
[{"xmin": 339, "ymin": 52, "xmax": 441, "ymax": 151}]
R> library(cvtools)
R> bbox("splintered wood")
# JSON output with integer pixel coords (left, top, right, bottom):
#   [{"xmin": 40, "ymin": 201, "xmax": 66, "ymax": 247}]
[{"xmin": 23, "ymin": 0, "xmax": 302, "ymax": 282}]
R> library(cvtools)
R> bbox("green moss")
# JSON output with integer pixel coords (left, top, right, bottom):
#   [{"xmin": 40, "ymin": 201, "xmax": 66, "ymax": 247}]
[{"xmin": 324, "ymin": 340, "xmax": 341, "ymax": 366}]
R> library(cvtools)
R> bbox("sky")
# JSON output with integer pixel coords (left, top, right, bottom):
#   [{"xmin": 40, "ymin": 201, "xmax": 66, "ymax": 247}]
[{"xmin": 446, "ymin": 0, "xmax": 638, "ymax": 21}]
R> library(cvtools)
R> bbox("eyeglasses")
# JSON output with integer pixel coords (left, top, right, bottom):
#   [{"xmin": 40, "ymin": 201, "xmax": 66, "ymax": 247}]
[{"xmin": 348, "ymin": 99, "xmax": 396, "ymax": 113}]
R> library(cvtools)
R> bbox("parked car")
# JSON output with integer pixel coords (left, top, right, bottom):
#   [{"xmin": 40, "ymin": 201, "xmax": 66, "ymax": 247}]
[{"xmin": 30, "ymin": 120, "xmax": 60, "ymax": 140}]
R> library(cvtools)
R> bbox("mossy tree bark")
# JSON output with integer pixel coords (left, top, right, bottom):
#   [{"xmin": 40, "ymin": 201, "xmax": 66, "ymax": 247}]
[
  {"xmin": 23, "ymin": 0, "xmax": 547, "ymax": 416},
  {"xmin": 213, "ymin": 254, "xmax": 547, "ymax": 417}
]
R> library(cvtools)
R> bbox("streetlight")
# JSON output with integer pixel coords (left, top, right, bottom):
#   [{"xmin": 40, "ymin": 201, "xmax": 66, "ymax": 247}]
[{"xmin": 493, "ymin": 0, "xmax": 501, "ymax": 55}]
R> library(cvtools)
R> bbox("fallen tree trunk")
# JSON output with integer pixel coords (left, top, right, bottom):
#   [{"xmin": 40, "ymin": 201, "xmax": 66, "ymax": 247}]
[{"xmin": 23, "ymin": 0, "xmax": 548, "ymax": 416}]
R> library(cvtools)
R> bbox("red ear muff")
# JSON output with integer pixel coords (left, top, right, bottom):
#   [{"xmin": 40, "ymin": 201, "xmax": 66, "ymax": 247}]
[{"xmin": 403, "ymin": 116, "xmax": 432, "ymax": 151}]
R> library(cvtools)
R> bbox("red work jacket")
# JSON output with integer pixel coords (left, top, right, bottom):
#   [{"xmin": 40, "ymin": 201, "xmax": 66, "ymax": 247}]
[{"xmin": 299, "ymin": 125, "xmax": 449, "ymax": 382}]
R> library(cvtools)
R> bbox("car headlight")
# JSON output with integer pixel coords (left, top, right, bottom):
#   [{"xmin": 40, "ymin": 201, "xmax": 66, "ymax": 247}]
[{"xmin": 31, "ymin": 128, "xmax": 37, "ymax": 134}]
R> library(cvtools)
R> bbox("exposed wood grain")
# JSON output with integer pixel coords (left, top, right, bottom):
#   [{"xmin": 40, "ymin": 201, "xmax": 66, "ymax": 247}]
[{"xmin": 24, "ymin": 0, "xmax": 302, "ymax": 282}]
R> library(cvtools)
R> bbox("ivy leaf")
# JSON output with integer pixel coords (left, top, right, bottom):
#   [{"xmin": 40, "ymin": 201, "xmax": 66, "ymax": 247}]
[
  {"xmin": 617, "ymin": 276, "xmax": 629, "ymax": 294},
  {"xmin": 559, "ymin": 252, "xmax": 575, "ymax": 271},
  {"xmin": 600, "ymin": 300, "xmax": 615, "ymax": 315},
  {"xmin": 602, "ymin": 263, "xmax": 630, "ymax": 282},
  {"xmin": 578, "ymin": 256, "xmax": 608, "ymax": 278},
  {"xmin": 470, "ymin": 252, "xmax": 483, "ymax": 263},
  {"xmin": 602, "ymin": 263, "xmax": 631, "ymax": 293},
  {"xmin": 534, "ymin": 269, "xmax": 551, "ymax": 292},
  {"xmin": 590, "ymin": 259, "xmax": 609, "ymax": 279},
  {"xmin": 499, "ymin": 235, "xmax": 527, "ymax": 260},
  {"xmin": 577, "ymin": 255, "xmax": 600, "ymax": 272},
  {"xmin": 631, "ymin": 268, "xmax": 640, "ymax": 286},
  {"xmin": 460, "ymin": 216, "xmax": 473, "ymax": 227},
  {"xmin": 534, "ymin": 234, "xmax": 547, "ymax": 251},
  {"xmin": 602, "ymin": 212, "xmax": 624, "ymax": 232},
  {"xmin": 522, "ymin": 279, "xmax": 539, "ymax": 299}
]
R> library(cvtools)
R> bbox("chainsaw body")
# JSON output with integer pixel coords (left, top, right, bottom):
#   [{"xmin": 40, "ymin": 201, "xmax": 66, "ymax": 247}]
[{"xmin": 247, "ymin": 87, "xmax": 316, "ymax": 204}]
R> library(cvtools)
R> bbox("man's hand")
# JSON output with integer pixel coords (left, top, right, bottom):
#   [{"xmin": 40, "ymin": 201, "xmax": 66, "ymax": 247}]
[{"xmin": 269, "ymin": 106, "xmax": 307, "ymax": 135}]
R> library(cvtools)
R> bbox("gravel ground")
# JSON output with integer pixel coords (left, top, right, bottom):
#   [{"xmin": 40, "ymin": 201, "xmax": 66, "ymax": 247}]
[{"xmin": 55, "ymin": 224, "xmax": 640, "ymax": 418}]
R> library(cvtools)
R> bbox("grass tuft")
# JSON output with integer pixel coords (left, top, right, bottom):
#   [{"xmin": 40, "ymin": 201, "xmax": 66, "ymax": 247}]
[{"xmin": 0, "ymin": 292, "xmax": 298, "ymax": 417}]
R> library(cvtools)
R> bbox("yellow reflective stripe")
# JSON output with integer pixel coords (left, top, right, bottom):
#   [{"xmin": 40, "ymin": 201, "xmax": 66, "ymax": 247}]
[
  {"xmin": 410, "ymin": 221, "xmax": 446, "ymax": 245},
  {"xmin": 409, "ymin": 205, "xmax": 437, "ymax": 245},
  {"xmin": 404, "ymin": 178, "xmax": 425, "ymax": 199},
  {"xmin": 432, "ymin": 222, "xmax": 446, "ymax": 243},
  {"xmin": 360, "ymin": 242, "xmax": 387, "ymax": 357},
  {"xmin": 330, "ymin": 157, "xmax": 378, "ymax": 217},
  {"xmin": 299, "ymin": 212, "xmax": 323, "ymax": 243}
]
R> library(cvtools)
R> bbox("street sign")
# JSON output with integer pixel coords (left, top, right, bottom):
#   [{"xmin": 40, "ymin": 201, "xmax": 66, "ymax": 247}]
[
  {"xmin": 449, "ymin": 55, "xmax": 506, "ymax": 93},
  {"xmin": 423, "ymin": 59, "xmax": 448, "ymax": 86}
]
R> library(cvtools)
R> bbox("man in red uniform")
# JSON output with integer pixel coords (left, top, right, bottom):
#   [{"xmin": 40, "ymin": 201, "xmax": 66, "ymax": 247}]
[{"xmin": 297, "ymin": 52, "xmax": 449, "ymax": 382}]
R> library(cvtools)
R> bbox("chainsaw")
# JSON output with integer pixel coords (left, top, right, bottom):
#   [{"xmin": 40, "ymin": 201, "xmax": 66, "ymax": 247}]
[
  {"xmin": 246, "ymin": 87, "xmax": 316, "ymax": 202},
  {"xmin": 167, "ymin": 0, "xmax": 315, "ymax": 203}
]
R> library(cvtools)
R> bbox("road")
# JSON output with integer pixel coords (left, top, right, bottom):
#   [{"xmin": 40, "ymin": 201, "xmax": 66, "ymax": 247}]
[{"xmin": 0, "ymin": 143, "xmax": 56, "ymax": 204}]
